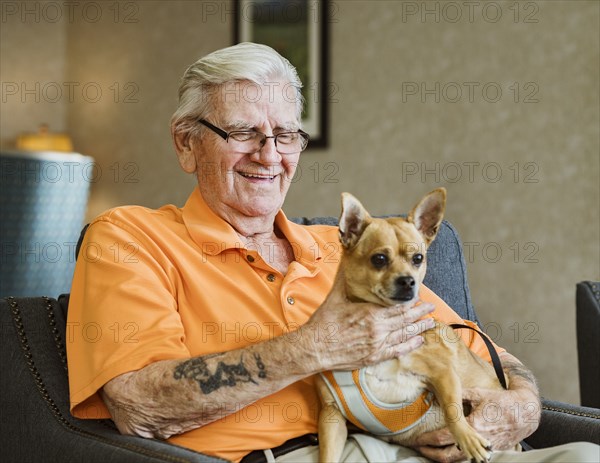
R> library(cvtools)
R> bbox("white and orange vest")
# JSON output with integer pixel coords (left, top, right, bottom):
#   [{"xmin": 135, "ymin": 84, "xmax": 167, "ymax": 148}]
[{"xmin": 320, "ymin": 369, "xmax": 434, "ymax": 436}]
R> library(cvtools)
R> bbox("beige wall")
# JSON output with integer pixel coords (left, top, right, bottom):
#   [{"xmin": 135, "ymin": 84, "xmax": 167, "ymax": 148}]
[
  {"xmin": 2, "ymin": 1, "xmax": 599, "ymax": 405},
  {"xmin": 1, "ymin": 1, "xmax": 69, "ymax": 142}
]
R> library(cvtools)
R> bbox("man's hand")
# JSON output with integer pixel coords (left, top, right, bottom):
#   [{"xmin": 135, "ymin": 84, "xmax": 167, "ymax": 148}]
[
  {"xmin": 411, "ymin": 427, "xmax": 464, "ymax": 463},
  {"xmin": 298, "ymin": 278, "xmax": 436, "ymax": 373},
  {"xmin": 411, "ymin": 352, "xmax": 541, "ymax": 463}
]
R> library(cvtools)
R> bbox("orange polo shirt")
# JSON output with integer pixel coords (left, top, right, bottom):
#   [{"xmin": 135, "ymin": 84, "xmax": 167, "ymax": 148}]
[{"xmin": 67, "ymin": 186, "xmax": 501, "ymax": 462}]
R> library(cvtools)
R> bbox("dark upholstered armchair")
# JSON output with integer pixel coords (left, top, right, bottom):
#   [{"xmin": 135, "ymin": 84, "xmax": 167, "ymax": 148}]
[
  {"xmin": 576, "ymin": 281, "xmax": 600, "ymax": 409},
  {"xmin": 2, "ymin": 218, "xmax": 599, "ymax": 462}
]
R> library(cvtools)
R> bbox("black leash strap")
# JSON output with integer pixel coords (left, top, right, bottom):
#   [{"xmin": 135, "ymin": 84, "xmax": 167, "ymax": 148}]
[{"xmin": 450, "ymin": 323, "xmax": 508, "ymax": 390}]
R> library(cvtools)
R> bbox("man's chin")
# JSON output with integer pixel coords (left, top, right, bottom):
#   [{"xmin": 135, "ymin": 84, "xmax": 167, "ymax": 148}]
[
  {"xmin": 228, "ymin": 192, "xmax": 285, "ymax": 218},
  {"xmin": 240, "ymin": 200, "xmax": 283, "ymax": 218}
]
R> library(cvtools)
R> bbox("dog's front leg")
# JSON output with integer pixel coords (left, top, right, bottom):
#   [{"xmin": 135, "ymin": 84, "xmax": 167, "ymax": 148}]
[
  {"xmin": 429, "ymin": 369, "xmax": 492, "ymax": 463},
  {"xmin": 316, "ymin": 375, "xmax": 348, "ymax": 463}
]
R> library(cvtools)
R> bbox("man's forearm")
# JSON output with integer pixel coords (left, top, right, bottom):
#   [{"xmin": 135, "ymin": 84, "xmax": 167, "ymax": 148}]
[
  {"xmin": 499, "ymin": 351, "xmax": 542, "ymax": 432},
  {"xmin": 501, "ymin": 352, "xmax": 538, "ymax": 392},
  {"xmin": 101, "ymin": 298, "xmax": 433, "ymax": 440},
  {"xmin": 102, "ymin": 328, "xmax": 319, "ymax": 439}
]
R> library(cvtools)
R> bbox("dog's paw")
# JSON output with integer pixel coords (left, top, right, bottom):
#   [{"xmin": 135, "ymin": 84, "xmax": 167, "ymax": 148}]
[{"xmin": 455, "ymin": 433, "xmax": 492, "ymax": 463}]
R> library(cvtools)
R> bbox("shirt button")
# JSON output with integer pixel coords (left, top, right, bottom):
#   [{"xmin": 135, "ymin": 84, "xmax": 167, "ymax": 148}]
[
  {"xmin": 267, "ymin": 274, "xmax": 276, "ymax": 282},
  {"xmin": 287, "ymin": 296, "xmax": 295, "ymax": 305},
  {"xmin": 246, "ymin": 255, "xmax": 255, "ymax": 263}
]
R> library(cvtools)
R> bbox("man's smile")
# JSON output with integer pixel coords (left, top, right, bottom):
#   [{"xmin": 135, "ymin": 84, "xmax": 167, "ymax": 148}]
[{"xmin": 237, "ymin": 170, "xmax": 279, "ymax": 182}]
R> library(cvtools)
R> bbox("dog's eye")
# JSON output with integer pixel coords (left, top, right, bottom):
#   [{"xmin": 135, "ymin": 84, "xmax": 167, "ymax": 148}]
[
  {"xmin": 412, "ymin": 254, "xmax": 424, "ymax": 266},
  {"xmin": 370, "ymin": 253, "xmax": 389, "ymax": 269}
]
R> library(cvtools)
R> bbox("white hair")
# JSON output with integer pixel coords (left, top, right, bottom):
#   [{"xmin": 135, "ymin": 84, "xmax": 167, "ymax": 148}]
[{"xmin": 171, "ymin": 42, "xmax": 304, "ymax": 139}]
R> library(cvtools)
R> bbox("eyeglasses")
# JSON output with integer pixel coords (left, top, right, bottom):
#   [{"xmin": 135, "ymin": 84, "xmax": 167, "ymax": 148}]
[{"xmin": 198, "ymin": 119, "xmax": 309, "ymax": 155}]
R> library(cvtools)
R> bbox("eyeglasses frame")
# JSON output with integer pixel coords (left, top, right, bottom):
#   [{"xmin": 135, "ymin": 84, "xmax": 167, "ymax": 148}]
[{"xmin": 198, "ymin": 119, "xmax": 309, "ymax": 154}]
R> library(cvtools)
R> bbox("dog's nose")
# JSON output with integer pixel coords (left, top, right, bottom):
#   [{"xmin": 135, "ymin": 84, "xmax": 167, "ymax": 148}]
[{"xmin": 396, "ymin": 276, "xmax": 416, "ymax": 290}]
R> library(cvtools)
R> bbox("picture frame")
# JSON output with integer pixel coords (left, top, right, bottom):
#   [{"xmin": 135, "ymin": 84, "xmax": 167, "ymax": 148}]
[{"xmin": 234, "ymin": 0, "xmax": 329, "ymax": 148}]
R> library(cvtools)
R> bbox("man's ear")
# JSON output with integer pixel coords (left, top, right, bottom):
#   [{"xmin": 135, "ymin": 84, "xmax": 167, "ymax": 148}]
[
  {"xmin": 339, "ymin": 193, "xmax": 371, "ymax": 249},
  {"xmin": 408, "ymin": 188, "xmax": 446, "ymax": 245},
  {"xmin": 171, "ymin": 124, "xmax": 198, "ymax": 174}
]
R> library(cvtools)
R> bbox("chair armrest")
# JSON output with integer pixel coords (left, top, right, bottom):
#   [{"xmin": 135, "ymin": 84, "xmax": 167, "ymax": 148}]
[
  {"xmin": 524, "ymin": 399, "xmax": 600, "ymax": 448},
  {"xmin": 1, "ymin": 296, "xmax": 226, "ymax": 463}
]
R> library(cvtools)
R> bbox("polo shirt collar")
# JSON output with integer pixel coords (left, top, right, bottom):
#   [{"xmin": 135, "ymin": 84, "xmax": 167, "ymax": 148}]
[
  {"xmin": 274, "ymin": 211, "xmax": 325, "ymax": 268},
  {"xmin": 182, "ymin": 187, "xmax": 324, "ymax": 267}
]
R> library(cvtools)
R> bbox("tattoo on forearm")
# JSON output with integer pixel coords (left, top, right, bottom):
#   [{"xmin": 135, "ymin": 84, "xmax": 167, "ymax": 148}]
[
  {"xmin": 254, "ymin": 353, "xmax": 267, "ymax": 379},
  {"xmin": 173, "ymin": 353, "xmax": 267, "ymax": 394},
  {"xmin": 503, "ymin": 359, "xmax": 538, "ymax": 390}
]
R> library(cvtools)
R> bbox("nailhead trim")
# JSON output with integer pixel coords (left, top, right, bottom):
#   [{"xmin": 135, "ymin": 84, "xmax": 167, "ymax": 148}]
[
  {"xmin": 585, "ymin": 281, "xmax": 600, "ymax": 303},
  {"xmin": 7, "ymin": 297, "xmax": 208, "ymax": 463},
  {"xmin": 44, "ymin": 296, "xmax": 68, "ymax": 371},
  {"xmin": 542, "ymin": 403, "xmax": 600, "ymax": 420}
]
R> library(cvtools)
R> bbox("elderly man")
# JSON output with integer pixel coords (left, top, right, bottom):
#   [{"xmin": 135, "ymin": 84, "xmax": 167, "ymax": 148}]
[{"xmin": 67, "ymin": 43, "xmax": 596, "ymax": 463}]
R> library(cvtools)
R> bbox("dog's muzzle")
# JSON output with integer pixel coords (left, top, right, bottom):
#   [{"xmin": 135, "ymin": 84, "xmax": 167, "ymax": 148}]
[{"xmin": 391, "ymin": 276, "xmax": 417, "ymax": 301}]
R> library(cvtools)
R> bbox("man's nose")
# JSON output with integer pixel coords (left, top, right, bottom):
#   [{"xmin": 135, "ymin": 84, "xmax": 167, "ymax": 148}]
[{"xmin": 252, "ymin": 136, "xmax": 281, "ymax": 163}]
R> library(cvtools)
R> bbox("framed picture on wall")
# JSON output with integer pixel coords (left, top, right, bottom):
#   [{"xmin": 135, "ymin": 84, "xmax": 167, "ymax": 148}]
[{"xmin": 234, "ymin": 0, "xmax": 329, "ymax": 148}]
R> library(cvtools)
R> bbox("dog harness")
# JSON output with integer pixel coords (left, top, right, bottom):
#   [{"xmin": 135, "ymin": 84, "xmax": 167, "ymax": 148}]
[
  {"xmin": 320, "ymin": 324, "xmax": 507, "ymax": 437},
  {"xmin": 320, "ymin": 369, "xmax": 435, "ymax": 436}
]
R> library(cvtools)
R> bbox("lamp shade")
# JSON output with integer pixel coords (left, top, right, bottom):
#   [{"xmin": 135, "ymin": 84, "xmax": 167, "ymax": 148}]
[{"xmin": 1, "ymin": 150, "xmax": 93, "ymax": 297}]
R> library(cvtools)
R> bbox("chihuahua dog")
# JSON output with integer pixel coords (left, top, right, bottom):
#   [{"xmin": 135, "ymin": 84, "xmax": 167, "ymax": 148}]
[{"xmin": 315, "ymin": 188, "xmax": 506, "ymax": 463}]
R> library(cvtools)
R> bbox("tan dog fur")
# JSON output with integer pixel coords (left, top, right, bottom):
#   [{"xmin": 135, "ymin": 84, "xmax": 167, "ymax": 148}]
[{"xmin": 316, "ymin": 188, "xmax": 506, "ymax": 463}]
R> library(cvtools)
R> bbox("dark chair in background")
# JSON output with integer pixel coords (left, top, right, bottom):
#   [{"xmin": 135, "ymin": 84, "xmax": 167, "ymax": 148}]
[{"xmin": 576, "ymin": 281, "xmax": 600, "ymax": 409}]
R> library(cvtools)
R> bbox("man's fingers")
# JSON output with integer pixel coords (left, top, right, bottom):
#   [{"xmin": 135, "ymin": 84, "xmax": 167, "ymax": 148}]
[
  {"xmin": 384, "ymin": 301, "xmax": 435, "ymax": 321},
  {"xmin": 412, "ymin": 429, "xmax": 464, "ymax": 463},
  {"xmin": 411, "ymin": 428, "xmax": 455, "ymax": 447},
  {"xmin": 415, "ymin": 445, "xmax": 464, "ymax": 463},
  {"xmin": 388, "ymin": 318, "xmax": 435, "ymax": 345},
  {"xmin": 393, "ymin": 334, "xmax": 424, "ymax": 357}
]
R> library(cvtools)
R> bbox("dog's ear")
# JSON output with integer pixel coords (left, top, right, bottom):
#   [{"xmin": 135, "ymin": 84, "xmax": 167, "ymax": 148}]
[
  {"xmin": 408, "ymin": 188, "xmax": 446, "ymax": 245},
  {"xmin": 339, "ymin": 193, "xmax": 371, "ymax": 249}
]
